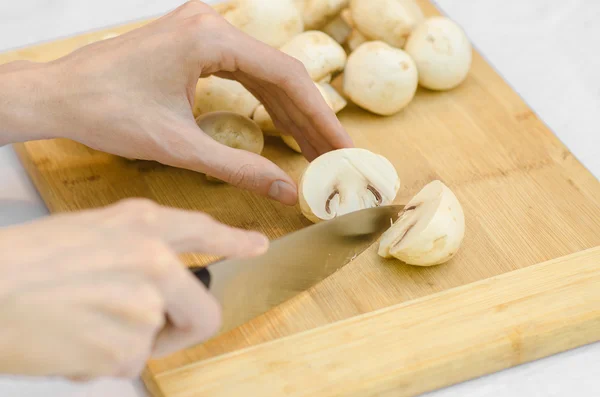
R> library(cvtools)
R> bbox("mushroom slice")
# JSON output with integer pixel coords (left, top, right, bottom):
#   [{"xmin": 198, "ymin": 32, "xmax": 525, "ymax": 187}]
[
  {"xmin": 222, "ymin": 0, "xmax": 304, "ymax": 48},
  {"xmin": 195, "ymin": 111, "xmax": 264, "ymax": 182},
  {"xmin": 350, "ymin": 0, "xmax": 424, "ymax": 49},
  {"xmin": 343, "ymin": 41, "xmax": 418, "ymax": 116},
  {"xmin": 280, "ymin": 30, "xmax": 347, "ymax": 83},
  {"xmin": 378, "ymin": 180, "xmax": 465, "ymax": 266},
  {"xmin": 299, "ymin": 148, "xmax": 400, "ymax": 223},
  {"xmin": 404, "ymin": 17, "xmax": 473, "ymax": 91},
  {"xmin": 193, "ymin": 76, "xmax": 260, "ymax": 119}
]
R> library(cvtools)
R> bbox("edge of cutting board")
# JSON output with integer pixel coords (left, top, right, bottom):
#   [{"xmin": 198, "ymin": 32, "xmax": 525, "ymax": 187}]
[{"xmin": 153, "ymin": 245, "xmax": 600, "ymax": 397}]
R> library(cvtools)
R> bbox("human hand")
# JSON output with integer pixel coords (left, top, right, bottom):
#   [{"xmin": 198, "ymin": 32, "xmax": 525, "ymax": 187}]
[
  {"xmin": 29, "ymin": 1, "xmax": 353, "ymax": 205},
  {"xmin": 0, "ymin": 199, "xmax": 268, "ymax": 379}
]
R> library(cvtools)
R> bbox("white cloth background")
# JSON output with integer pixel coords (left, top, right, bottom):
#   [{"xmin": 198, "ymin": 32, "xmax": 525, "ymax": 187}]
[{"xmin": 0, "ymin": 0, "xmax": 599, "ymax": 396}]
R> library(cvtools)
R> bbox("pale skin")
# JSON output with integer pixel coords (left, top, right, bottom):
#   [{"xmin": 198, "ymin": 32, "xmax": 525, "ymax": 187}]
[{"xmin": 0, "ymin": 1, "xmax": 353, "ymax": 380}]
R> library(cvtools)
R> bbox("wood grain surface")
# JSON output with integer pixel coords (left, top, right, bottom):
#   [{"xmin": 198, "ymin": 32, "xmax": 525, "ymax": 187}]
[
  {"xmin": 156, "ymin": 246, "xmax": 600, "ymax": 397},
  {"xmin": 2, "ymin": 0, "xmax": 600, "ymax": 396}
]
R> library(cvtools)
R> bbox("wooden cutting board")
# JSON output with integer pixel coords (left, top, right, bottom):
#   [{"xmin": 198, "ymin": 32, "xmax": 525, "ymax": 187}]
[{"xmin": 2, "ymin": 1, "xmax": 600, "ymax": 396}]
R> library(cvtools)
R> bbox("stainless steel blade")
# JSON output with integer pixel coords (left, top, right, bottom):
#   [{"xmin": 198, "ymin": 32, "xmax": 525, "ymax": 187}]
[{"xmin": 205, "ymin": 204, "xmax": 405, "ymax": 334}]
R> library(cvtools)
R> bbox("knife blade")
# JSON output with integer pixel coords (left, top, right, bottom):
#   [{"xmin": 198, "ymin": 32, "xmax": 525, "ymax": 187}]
[{"xmin": 190, "ymin": 204, "xmax": 404, "ymax": 334}]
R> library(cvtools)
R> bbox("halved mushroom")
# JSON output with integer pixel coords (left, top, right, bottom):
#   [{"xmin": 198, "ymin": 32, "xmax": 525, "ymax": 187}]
[
  {"xmin": 222, "ymin": 0, "xmax": 304, "ymax": 48},
  {"xmin": 404, "ymin": 17, "xmax": 473, "ymax": 91},
  {"xmin": 350, "ymin": 0, "xmax": 424, "ymax": 49},
  {"xmin": 299, "ymin": 148, "xmax": 400, "ymax": 223},
  {"xmin": 343, "ymin": 41, "xmax": 418, "ymax": 116},
  {"xmin": 193, "ymin": 76, "xmax": 260, "ymax": 119},
  {"xmin": 280, "ymin": 30, "xmax": 347, "ymax": 83},
  {"xmin": 378, "ymin": 180, "xmax": 465, "ymax": 266},
  {"xmin": 195, "ymin": 111, "xmax": 264, "ymax": 182}
]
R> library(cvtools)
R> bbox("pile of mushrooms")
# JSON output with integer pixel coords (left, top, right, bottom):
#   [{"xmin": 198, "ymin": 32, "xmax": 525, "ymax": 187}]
[{"xmin": 187, "ymin": 0, "xmax": 471, "ymax": 266}]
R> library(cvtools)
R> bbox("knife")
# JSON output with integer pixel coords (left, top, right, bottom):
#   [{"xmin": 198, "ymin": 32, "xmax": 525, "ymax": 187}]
[{"xmin": 189, "ymin": 204, "xmax": 404, "ymax": 334}]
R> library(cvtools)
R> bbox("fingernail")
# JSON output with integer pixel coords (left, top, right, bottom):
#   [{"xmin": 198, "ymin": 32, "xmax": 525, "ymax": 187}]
[{"xmin": 268, "ymin": 180, "xmax": 298, "ymax": 205}]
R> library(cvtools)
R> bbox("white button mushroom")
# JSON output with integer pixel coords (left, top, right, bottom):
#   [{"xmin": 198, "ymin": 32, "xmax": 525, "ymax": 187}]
[
  {"xmin": 279, "ymin": 30, "xmax": 347, "ymax": 83},
  {"xmin": 222, "ymin": 0, "xmax": 304, "ymax": 48},
  {"xmin": 193, "ymin": 76, "xmax": 260, "ymax": 119},
  {"xmin": 299, "ymin": 148, "xmax": 400, "ymax": 223},
  {"xmin": 298, "ymin": 0, "xmax": 349, "ymax": 31},
  {"xmin": 343, "ymin": 41, "xmax": 418, "ymax": 116},
  {"xmin": 195, "ymin": 111, "xmax": 264, "ymax": 182},
  {"xmin": 321, "ymin": 12, "xmax": 352, "ymax": 44},
  {"xmin": 378, "ymin": 180, "xmax": 465, "ymax": 266},
  {"xmin": 349, "ymin": 0, "xmax": 424, "ymax": 49},
  {"xmin": 404, "ymin": 17, "xmax": 473, "ymax": 91}
]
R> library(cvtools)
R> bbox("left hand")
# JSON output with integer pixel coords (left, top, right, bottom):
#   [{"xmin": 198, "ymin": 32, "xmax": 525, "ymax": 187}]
[{"xmin": 13, "ymin": 1, "xmax": 353, "ymax": 206}]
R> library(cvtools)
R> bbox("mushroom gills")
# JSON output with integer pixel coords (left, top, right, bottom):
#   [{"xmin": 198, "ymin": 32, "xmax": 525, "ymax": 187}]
[{"xmin": 378, "ymin": 180, "xmax": 465, "ymax": 266}]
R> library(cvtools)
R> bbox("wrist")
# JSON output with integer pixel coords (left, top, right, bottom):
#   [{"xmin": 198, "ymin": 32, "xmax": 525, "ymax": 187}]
[{"xmin": 0, "ymin": 61, "xmax": 63, "ymax": 145}]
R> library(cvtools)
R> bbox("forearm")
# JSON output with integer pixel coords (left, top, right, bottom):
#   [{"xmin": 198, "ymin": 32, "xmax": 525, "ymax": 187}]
[{"xmin": 0, "ymin": 61, "xmax": 61, "ymax": 145}]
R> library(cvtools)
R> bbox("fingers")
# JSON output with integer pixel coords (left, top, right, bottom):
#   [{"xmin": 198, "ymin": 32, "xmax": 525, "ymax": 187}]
[
  {"xmin": 193, "ymin": 131, "xmax": 299, "ymax": 206},
  {"xmin": 225, "ymin": 34, "xmax": 354, "ymax": 155},
  {"xmin": 149, "ymin": 205, "xmax": 270, "ymax": 257},
  {"xmin": 150, "ymin": 252, "xmax": 222, "ymax": 357}
]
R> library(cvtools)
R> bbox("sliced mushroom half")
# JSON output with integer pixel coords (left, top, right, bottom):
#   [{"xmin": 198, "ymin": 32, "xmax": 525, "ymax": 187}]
[
  {"xmin": 378, "ymin": 180, "xmax": 465, "ymax": 266},
  {"xmin": 299, "ymin": 148, "xmax": 400, "ymax": 223}
]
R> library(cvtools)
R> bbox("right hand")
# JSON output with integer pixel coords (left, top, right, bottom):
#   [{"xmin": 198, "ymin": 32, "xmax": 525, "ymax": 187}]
[{"xmin": 0, "ymin": 199, "xmax": 269, "ymax": 379}]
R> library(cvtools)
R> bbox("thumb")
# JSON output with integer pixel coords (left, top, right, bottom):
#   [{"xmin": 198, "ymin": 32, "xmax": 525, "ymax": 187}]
[{"xmin": 196, "ymin": 136, "xmax": 298, "ymax": 206}]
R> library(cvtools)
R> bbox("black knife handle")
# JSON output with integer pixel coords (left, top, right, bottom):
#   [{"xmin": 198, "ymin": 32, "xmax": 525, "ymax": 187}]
[{"xmin": 190, "ymin": 267, "xmax": 211, "ymax": 289}]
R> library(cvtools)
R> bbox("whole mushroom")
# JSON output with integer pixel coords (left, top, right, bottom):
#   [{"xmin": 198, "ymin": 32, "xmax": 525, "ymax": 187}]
[
  {"xmin": 343, "ymin": 41, "xmax": 418, "ymax": 116},
  {"xmin": 299, "ymin": 148, "xmax": 400, "ymax": 223},
  {"xmin": 349, "ymin": 0, "xmax": 424, "ymax": 49},
  {"xmin": 193, "ymin": 76, "xmax": 260, "ymax": 119},
  {"xmin": 297, "ymin": 0, "xmax": 350, "ymax": 31},
  {"xmin": 404, "ymin": 17, "xmax": 473, "ymax": 91},
  {"xmin": 279, "ymin": 30, "xmax": 347, "ymax": 83},
  {"xmin": 378, "ymin": 180, "xmax": 465, "ymax": 266},
  {"xmin": 195, "ymin": 111, "xmax": 264, "ymax": 182},
  {"xmin": 221, "ymin": 0, "xmax": 304, "ymax": 48}
]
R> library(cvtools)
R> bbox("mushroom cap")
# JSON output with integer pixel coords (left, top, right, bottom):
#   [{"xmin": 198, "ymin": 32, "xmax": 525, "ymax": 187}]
[
  {"xmin": 350, "ymin": 0, "xmax": 424, "ymax": 48},
  {"xmin": 280, "ymin": 30, "xmax": 348, "ymax": 82},
  {"xmin": 300, "ymin": 0, "xmax": 350, "ymax": 30},
  {"xmin": 193, "ymin": 76, "xmax": 260, "ymax": 119},
  {"xmin": 223, "ymin": 0, "xmax": 304, "ymax": 48},
  {"xmin": 299, "ymin": 148, "xmax": 400, "ymax": 223},
  {"xmin": 404, "ymin": 17, "xmax": 472, "ymax": 91},
  {"xmin": 195, "ymin": 111, "xmax": 264, "ymax": 155},
  {"xmin": 343, "ymin": 41, "xmax": 418, "ymax": 116},
  {"xmin": 378, "ymin": 180, "xmax": 465, "ymax": 266},
  {"xmin": 321, "ymin": 13, "xmax": 352, "ymax": 44}
]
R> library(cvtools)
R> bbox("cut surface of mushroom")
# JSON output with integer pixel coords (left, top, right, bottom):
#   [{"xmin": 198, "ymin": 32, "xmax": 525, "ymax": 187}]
[
  {"xmin": 343, "ymin": 41, "xmax": 418, "ymax": 116},
  {"xmin": 222, "ymin": 0, "xmax": 304, "ymax": 48},
  {"xmin": 299, "ymin": 148, "xmax": 400, "ymax": 223},
  {"xmin": 193, "ymin": 76, "xmax": 260, "ymax": 119},
  {"xmin": 280, "ymin": 30, "xmax": 347, "ymax": 82},
  {"xmin": 378, "ymin": 180, "xmax": 465, "ymax": 266},
  {"xmin": 350, "ymin": 0, "xmax": 424, "ymax": 49},
  {"xmin": 404, "ymin": 17, "xmax": 473, "ymax": 91}
]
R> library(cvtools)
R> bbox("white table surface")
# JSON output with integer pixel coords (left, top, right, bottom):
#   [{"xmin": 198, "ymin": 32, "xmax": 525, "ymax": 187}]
[{"xmin": 1, "ymin": 0, "xmax": 599, "ymax": 396}]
